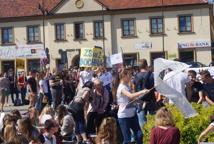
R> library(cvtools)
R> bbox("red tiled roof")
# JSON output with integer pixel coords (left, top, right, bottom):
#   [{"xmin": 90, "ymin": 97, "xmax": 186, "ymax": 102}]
[
  {"xmin": 0, "ymin": 0, "xmax": 208, "ymax": 18},
  {"xmin": 96, "ymin": 0, "xmax": 207, "ymax": 10},
  {"xmin": 0, "ymin": 0, "xmax": 61, "ymax": 18}
]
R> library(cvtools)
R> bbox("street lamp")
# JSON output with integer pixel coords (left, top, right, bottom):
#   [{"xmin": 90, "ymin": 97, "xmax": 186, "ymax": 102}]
[
  {"xmin": 38, "ymin": 0, "xmax": 46, "ymax": 52},
  {"xmin": 161, "ymin": 0, "xmax": 165, "ymax": 58}
]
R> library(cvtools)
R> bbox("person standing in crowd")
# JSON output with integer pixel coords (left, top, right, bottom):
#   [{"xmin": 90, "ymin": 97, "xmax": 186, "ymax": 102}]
[
  {"xmin": 44, "ymin": 70, "xmax": 52, "ymax": 106},
  {"xmin": 78, "ymin": 67, "xmax": 93, "ymax": 91},
  {"xmin": 87, "ymin": 79, "xmax": 109, "ymax": 135},
  {"xmin": 8, "ymin": 69, "xmax": 19, "ymax": 105},
  {"xmin": 68, "ymin": 81, "xmax": 94, "ymax": 144},
  {"xmin": 117, "ymin": 68, "xmax": 149, "ymax": 144},
  {"xmin": 95, "ymin": 117, "xmax": 117, "ymax": 144},
  {"xmin": 150, "ymin": 107, "xmax": 180, "ymax": 144},
  {"xmin": 62, "ymin": 72, "xmax": 74, "ymax": 104},
  {"xmin": 186, "ymin": 70, "xmax": 204, "ymax": 104},
  {"xmin": 49, "ymin": 69, "xmax": 63, "ymax": 109},
  {"xmin": 0, "ymin": 73, "xmax": 10, "ymax": 112},
  {"xmin": 200, "ymin": 70, "xmax": 214, "ymax": 105},
  {"xmin": 27, "ymin": 70, "xmax": 38, "ymax": 108},
  {"xmin": 18, "ymin": 71, "xmax": 27, "ymax": 105},
  {"xmin": 38, "ymin": 72, "xmax": 49, "ymax": 111},
  {"xmin": 133, "ymin": 59, "xmax": 156, "ymax": 128}
]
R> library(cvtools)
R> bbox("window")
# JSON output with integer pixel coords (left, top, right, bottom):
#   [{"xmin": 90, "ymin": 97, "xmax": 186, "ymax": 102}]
[
  {"xmin": 1, "ymin": 27, "xmax": 13, "ymax": 44},
  {"xmin": 94, "ymin": 21, "xmax": 104, "ymax": 38},
  {"xmin": 55, "ymin": 24, "xmax": 65, "ymax": 41},
  {"xmin": 121, "ymin": 19, "xmax": 136, "ymax": 37},
  {"xmin": 27, "ymin": 26, "xmax": 40, "ymax": 43},
  {"xmin": 150, "ymin": 17, "xmax": 163, "ymax": 34},
  {"xmin": 179, "ymin": 15, "xmax": 192, "ymax": 33},
  {"xmin": 74, "ymin": 22, "xmax": 84, "ymax": 39}
]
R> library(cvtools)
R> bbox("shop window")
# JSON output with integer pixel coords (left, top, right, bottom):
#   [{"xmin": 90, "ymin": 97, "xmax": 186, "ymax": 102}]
[
  {"xmin": 28, "ymin": 59, "xmax": 40, "ymax": 72},
  {"xmin": 179, "ymin": 50, "xmax": 194, "ymax": 62},
  {"xmin": 123, "ymin": 53, "xmax": 137, "ymax": 67}
]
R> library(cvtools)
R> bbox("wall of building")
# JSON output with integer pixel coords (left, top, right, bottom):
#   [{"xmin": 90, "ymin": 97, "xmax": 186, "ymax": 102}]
[{"xmin": 112, "ymin": 8, "xmax": 211, "ymax": 65}]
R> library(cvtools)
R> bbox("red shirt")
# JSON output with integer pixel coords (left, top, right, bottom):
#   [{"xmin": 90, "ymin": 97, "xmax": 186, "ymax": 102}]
[
  {"xmin": 18, "ymin": 76, "xmax": 25, "ymax": 88},
  {"xmin": 150, "ymin": 126, "xmax": 180, "ymax": 144}
]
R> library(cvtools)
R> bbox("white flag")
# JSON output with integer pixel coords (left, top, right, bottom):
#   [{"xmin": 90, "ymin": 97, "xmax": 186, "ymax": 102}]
[{"xmin": 154, "ymin": 58, "xmax": 198, "ymax": 118}]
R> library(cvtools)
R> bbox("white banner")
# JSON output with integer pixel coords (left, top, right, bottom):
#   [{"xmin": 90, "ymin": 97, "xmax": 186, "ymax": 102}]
[
  {"xmin": 154, "ymin": 58, "xmax": 198, "ymax": 118},
  {"xmin": 0, "ymin": 44, "xmax": 46, "ymax": 59},
  {"xmin": 110, "ymin": 53, "xmax": 123, "ymax": 65}
]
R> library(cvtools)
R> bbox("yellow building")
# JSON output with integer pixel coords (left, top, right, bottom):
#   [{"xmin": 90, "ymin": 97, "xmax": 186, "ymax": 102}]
[{"xmin": 0, "ymin": 0, "xmax": 213, "ymax": 73}]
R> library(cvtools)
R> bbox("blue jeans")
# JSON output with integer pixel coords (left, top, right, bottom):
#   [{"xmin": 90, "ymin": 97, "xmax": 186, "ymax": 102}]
[
  {"xmin": 137, "ymin": 110, "xmax": 147, "ymax": 128},
  {"xmin": 118, "ymin": 115, "xmax": 143, "ymax": 144}
]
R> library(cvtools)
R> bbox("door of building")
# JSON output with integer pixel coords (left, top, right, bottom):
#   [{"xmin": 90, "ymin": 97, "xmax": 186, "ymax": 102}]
[
  {"xmin": 150, "ymin": 52, "xmax": 165, "ymax": 65},
  {"xmin": 2, "ymin": 60, "xmax": 15, "ymax": 73},
  {"xmin": 179, "ymin": 50, "xmax": 194, "ymax": 62}
]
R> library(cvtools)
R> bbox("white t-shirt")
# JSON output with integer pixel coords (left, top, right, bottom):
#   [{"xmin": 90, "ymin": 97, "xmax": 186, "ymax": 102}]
[
  {"xmin": 116, "ymin": 83, "xmax": 136, "ymax": 118},
  {"xmin": 79, "ymin": 70, "xmax": 93, "ymax": 88},
  {"xmin": 39, "ymin": 79, "xmax": 49, "ymax": 93},
  {"xmin": 43, "ymin": 134, "xmax": 56, "ymax": 144}
]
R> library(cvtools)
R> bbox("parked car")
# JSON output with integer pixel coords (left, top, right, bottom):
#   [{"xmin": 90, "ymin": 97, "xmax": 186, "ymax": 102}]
[{"xmin": 185, "ymin": 61, "xmax": 207, "ymax": 68}]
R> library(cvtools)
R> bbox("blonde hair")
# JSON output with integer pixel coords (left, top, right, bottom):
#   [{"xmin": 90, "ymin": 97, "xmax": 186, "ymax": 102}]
[
  {"xmin": 155, "ymin": 107, "xmax": 175, "ymax": 127},
  {"xmin": 40, "ymin": 105, "xmax": 55, "ymax": 117},
  {"xmin": 96, "ymin": 117, "xmax": 117, "ymax": 144},
  {"xmin": 4, "ymin": 123, "xmax": 17, "ymax": 142}
]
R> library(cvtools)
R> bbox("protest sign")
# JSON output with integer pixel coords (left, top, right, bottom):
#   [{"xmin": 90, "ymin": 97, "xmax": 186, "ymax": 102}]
[
  {"xmin": 110, "ymin": 53, "xmax": 123, "ymax": 65},
  {"xmin": 79, "ymin": 47, "xmax": 104, "ymax": 67}
]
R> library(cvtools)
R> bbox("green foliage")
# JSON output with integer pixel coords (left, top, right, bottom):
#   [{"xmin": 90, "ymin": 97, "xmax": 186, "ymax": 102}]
[{"xmin": 143, "ymin": 104, "xmax": 214, "ymax": 144}]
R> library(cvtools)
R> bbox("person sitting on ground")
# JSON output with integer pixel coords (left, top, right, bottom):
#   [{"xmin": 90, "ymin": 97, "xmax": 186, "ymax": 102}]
[
  {"xmin": 39, "ymin": 105, "xmax": 55, "ymax": 126},
  {"xmin": 96, "ymin": 117, "xmax": 117, "ymax": 144},
  {"xmin": 43, "ymin": 119, "xmax": 58, "ymax": 144},
  {"xmin": 150, "ymin": 107, "xmax": 180, "ymax": 144},
  {"xmin": 56, "ymin": 105, "xmax": 75, "ymax": 142}
]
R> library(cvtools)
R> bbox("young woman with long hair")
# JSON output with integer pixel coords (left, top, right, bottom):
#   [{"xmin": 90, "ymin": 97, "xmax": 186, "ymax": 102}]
[
  {"xmin": 117, "ymin": 68, "xmax": 149, "ymax": 144},
  {"xmin": 96, "ymin": 117, "xmax": 117, "ymax": 144}
]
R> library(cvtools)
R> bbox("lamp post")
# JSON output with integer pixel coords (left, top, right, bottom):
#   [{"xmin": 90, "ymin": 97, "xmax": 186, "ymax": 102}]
[
  {"xmin": 102, "ymin": 5, "xmax": 106, "ymax": 66},
  {"xmin": 161, "ymin": 0, "xmax": 165, "ymax": 58}
]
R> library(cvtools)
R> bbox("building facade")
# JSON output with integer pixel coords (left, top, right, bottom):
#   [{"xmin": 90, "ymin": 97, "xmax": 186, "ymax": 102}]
[{"xmin": 0, "ymin": 0, "xmax": 213, "ymax": 73}]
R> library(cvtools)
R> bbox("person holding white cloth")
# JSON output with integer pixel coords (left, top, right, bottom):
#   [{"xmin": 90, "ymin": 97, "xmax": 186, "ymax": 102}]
[{"xmin": 117, "ymin": 68, "xmax": 149, "ymax": 144}]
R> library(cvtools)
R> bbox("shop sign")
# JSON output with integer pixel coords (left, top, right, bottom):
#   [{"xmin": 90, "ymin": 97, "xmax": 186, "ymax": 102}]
[
  {"xmin": 79, "ymin": 47, "xmax": 104, "ymax": 67},
  {"xmin": 0, "ymin": 44, "xmax": 46, "ymax": 59},
  {"xmin": 177, "ymin": 41, "xmax": 211, "ymax": 49},
  {"xmin": 135, "ymin": 42, "xmax": 152, "ymax": 49}
]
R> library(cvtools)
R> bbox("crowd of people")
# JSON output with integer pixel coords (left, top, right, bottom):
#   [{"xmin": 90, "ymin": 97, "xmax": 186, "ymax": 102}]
[{"xmin": 0, "ymin": 58, "xmax": 214, "ymax": 144}]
